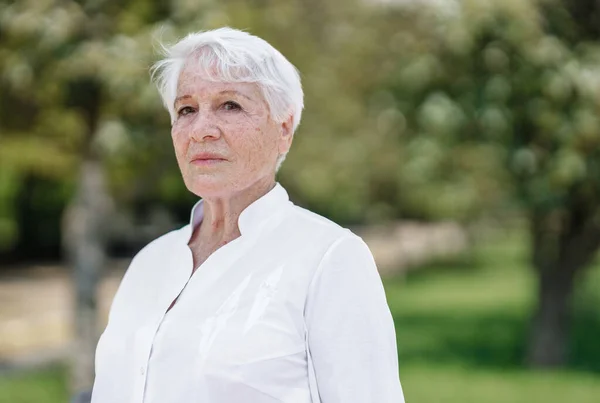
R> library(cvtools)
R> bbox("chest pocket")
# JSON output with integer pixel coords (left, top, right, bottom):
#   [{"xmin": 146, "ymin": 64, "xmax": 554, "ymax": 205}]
[
  {"xmin": 189, "ymin": 267, "xmax": 310, "ymax": 401},
  {"xmin": 196, "ymin": 266, "xmax": 305, "ymax": 370}
]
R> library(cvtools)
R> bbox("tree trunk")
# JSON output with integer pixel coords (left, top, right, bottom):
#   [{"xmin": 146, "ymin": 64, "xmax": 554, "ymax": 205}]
[
  {"xmin": 62, "ymin": 77, "xmax": 109, "ymax": 396},
  {"xmin": 63, "ymin": 159, "xmax": 111, "ymax": 394},
  {"xmin": 526, "ymin": 208, "xmax": 600, "ymax": 367},
  {"xmin": 526, "ymin": 263, "xmax": 576, "ymax": 367}
]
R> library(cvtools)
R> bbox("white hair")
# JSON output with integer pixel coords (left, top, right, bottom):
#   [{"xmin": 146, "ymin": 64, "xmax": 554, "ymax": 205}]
[{"xmin": 150, "ymin": 27, "xmax": 304, "ymax": 169}]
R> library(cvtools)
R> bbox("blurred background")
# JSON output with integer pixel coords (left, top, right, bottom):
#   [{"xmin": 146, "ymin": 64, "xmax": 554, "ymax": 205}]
[{"xmin": 1, "ymin": 0, "xmax": 600, "ymax": 401}]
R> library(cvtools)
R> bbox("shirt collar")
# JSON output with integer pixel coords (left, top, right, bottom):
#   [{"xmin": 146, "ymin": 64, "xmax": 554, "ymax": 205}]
[{"xmin": 184, "ymin": 182, "xmax": 290, "ymax": 240}]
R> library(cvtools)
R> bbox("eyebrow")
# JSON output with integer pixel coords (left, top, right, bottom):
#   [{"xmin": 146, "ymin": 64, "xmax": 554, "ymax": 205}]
[
  {"xmin": 219, "ymin": 90, "xmax": 254, "ymax": 101},
  {"xmin": 174, "ymin": 90, "xmax": 254, "ymax": 106},
  {"xmin": 174, "ymin": 95, "xmax": 192, "ymax": 105}
]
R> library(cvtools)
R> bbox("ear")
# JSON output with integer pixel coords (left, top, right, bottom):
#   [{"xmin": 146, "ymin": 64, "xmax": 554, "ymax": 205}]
[{"xmin": 278, "ymin": 114, "xmax": 294, "ymax": 154}]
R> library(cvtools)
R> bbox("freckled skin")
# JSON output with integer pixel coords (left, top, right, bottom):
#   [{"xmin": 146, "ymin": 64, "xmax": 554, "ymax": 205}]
[
  {"xmin": 172, "ymin": 60, "xmax": 292, "ymax": 199},
  {"xmin": 170, "ymin": 58, "xmax": 294, "ymax": 277}
]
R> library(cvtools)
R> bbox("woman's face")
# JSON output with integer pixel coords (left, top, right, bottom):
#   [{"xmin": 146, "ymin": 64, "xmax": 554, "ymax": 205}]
[{"xmin": 171, "ymin": 59, "xmax": 293, "ymax": 198}]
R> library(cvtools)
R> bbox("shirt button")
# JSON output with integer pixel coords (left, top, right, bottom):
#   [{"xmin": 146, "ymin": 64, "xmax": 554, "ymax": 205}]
[{"xmin": 140, "ymin": 366, "xmax": 146, "ymax": 376}]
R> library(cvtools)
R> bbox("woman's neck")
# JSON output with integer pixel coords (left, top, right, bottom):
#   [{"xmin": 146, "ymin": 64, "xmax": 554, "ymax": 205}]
[{"xmin": 196, "ymin": 177, "xmax": 276, "ymax": 245}]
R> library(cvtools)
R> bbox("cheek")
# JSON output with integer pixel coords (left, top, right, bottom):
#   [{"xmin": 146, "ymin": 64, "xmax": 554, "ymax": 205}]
[
  {"xmin": 237, "ymin": 126, "xmax": 279, "ymax": 171},
  {"xmin": 236, "ymin": 123, "xmax": 272, "ymax": 152},
  {"xmin": 171, "ymin": 129, "xmax": 189, "ymax": 163},
  {"xmin": 171, "ymin": 126, "xmax": 186, "ymax": 150}
]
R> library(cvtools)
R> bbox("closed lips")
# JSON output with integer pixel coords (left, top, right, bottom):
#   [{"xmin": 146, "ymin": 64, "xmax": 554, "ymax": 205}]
[{"xmin": 190, "ymin": 152, "xmax": 227, "ymax": 162}]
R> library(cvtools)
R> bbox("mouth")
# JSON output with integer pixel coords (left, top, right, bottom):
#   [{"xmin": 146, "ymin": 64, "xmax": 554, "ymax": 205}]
[{"xmin": 190, "ymin": 153, "xmax": 227, "ymax": 166}]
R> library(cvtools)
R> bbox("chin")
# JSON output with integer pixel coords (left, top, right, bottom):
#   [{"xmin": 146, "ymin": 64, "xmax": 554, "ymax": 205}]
[
  {"xmin": 184, "ymin": 174, "xmax": 243, "ymax": 199},
  {"xmin": 186, "ymin": 180, "xmax": 228, "ymax": 199}
]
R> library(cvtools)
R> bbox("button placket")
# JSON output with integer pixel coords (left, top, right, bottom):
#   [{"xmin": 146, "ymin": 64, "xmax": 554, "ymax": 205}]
[{"xmin": 131, "ymin": 325, "xmax": 155, "ymax": 403}]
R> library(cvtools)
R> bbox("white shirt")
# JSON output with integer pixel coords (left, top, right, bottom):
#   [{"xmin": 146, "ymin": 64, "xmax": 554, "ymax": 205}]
[{"xmin": 91, "ymin": 183, "xmax": 405, "ymax": 403}]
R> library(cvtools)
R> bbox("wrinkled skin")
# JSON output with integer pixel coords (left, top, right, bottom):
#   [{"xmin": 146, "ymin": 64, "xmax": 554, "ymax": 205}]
[{"xmin": 172, "ymin": 59, "xmax": 293, "ymax": 200}]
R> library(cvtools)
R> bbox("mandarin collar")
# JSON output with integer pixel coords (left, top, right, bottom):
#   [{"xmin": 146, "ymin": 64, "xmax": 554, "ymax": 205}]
[{"xmin": 184, "ymin": 183, "xmax": 290, "ymax": 241}]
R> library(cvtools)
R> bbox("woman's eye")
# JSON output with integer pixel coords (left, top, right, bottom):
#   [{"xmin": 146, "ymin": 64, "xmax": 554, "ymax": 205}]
[
  {"xmin": 177, "ymin": 106, "xmax": 195, "ymax": 116},
  {"xmin": 222, "ymin": 101, "xmax": 242, "ymax": 111}
]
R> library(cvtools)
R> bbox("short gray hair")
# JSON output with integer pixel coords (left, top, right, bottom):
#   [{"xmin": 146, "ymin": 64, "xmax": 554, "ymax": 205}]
[{"xmin": 151, "ymin": 27, "xmax": 304, "ymax": 168}]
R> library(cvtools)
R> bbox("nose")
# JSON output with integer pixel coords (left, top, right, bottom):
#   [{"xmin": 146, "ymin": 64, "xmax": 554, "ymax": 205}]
[{"xmin": 190, "ymin": 109, "xmax": 221, "ymax": 142}]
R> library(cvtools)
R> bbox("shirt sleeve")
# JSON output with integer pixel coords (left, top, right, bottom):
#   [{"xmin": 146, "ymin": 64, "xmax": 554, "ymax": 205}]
[{"xmin": 304, "ymin": 234, "xmax": 405, "ymax": 403}]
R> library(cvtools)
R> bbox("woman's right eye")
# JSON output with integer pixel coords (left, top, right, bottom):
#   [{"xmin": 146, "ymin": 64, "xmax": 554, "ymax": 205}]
[{"xmin": 177, "ymin": 106, "xmax": 195, "ymax": 116}]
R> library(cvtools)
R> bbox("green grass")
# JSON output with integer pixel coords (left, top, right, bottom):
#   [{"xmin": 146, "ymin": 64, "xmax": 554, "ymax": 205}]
[
  {"xmin": 0, "ymin": 365, "xmax": 67, "ymax": 403},
  {"xmin": 1, "ymin": 229, "xmax": 599, "ymax": 402},
  {"xmin": 388, "ymin": 229, "xmax": 600, "ymax": 402}
]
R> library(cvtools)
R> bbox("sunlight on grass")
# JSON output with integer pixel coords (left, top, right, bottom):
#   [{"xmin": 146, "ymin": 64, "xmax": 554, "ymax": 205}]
[
  {"xmin": 402, "ymin": 364, "xmax": 600, "ymax": 403},
  {"xmin": 388, "ymin": 228, "xmax": 600, "ymax": 402}
]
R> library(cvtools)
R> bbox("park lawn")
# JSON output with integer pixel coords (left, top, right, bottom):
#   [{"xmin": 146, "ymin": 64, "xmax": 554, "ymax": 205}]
[
  {"xmin": 0, "ymin": 367, "xmax": 67, "ymax": 403},
  {"xmin": 0, "ymin": 229, "xmax": 599, "ymax": 402},
  {"xmin": 388, "ymin": 228, "xmax": 600, "ymax": 402}
]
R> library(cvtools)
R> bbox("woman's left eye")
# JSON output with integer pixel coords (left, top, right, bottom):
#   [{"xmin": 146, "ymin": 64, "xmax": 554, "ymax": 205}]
[{"xmin": 222, "ymin": 101, "xmax": 242, "ymax": 111}]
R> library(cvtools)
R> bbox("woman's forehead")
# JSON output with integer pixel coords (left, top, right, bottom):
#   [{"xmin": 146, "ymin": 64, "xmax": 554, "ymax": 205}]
[{"xmin": 177, "ymin": 65, "xmax": 262, "ymax": 100}]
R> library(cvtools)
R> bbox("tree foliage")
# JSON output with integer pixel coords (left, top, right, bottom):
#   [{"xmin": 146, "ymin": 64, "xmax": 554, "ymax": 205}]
[{"xmin": 374, "ymin": 0, "xmax": 600, "ymax": 366}]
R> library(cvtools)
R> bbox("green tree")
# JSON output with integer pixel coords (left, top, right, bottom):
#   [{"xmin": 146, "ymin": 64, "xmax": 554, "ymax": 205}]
[
  {"xmin": 377, "ymin": 0, "xmax": 600, "ymax": 366},
  {"xmin": 0, "ymin": 0, "xmax": 176, "ymax": 392}
]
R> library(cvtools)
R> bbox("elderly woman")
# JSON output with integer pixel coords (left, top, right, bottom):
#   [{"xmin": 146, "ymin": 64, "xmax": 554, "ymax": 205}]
[{"xmin": 91, "ymin": 27, "xmax": 405, "ymax": 403}]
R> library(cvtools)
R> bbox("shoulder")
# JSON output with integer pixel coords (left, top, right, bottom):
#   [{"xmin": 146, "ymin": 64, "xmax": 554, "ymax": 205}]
[
  {"xmin": 130, "ymin": 226, "xmax": 186, "ymax": 265},
  {"xmin": 284, "ymin": 203, "xmax": 352, "ymax": 241},
  {"xmin": 105, "ymin": 225, "xmax": 188, "ymax": 322},
  {"xmin": 113, "ymin": 225, "xmax": 187, "ymax": 292},
  {"xmin": 281, "ymin": 203, "xmax": 375, "ymax": 269}
]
